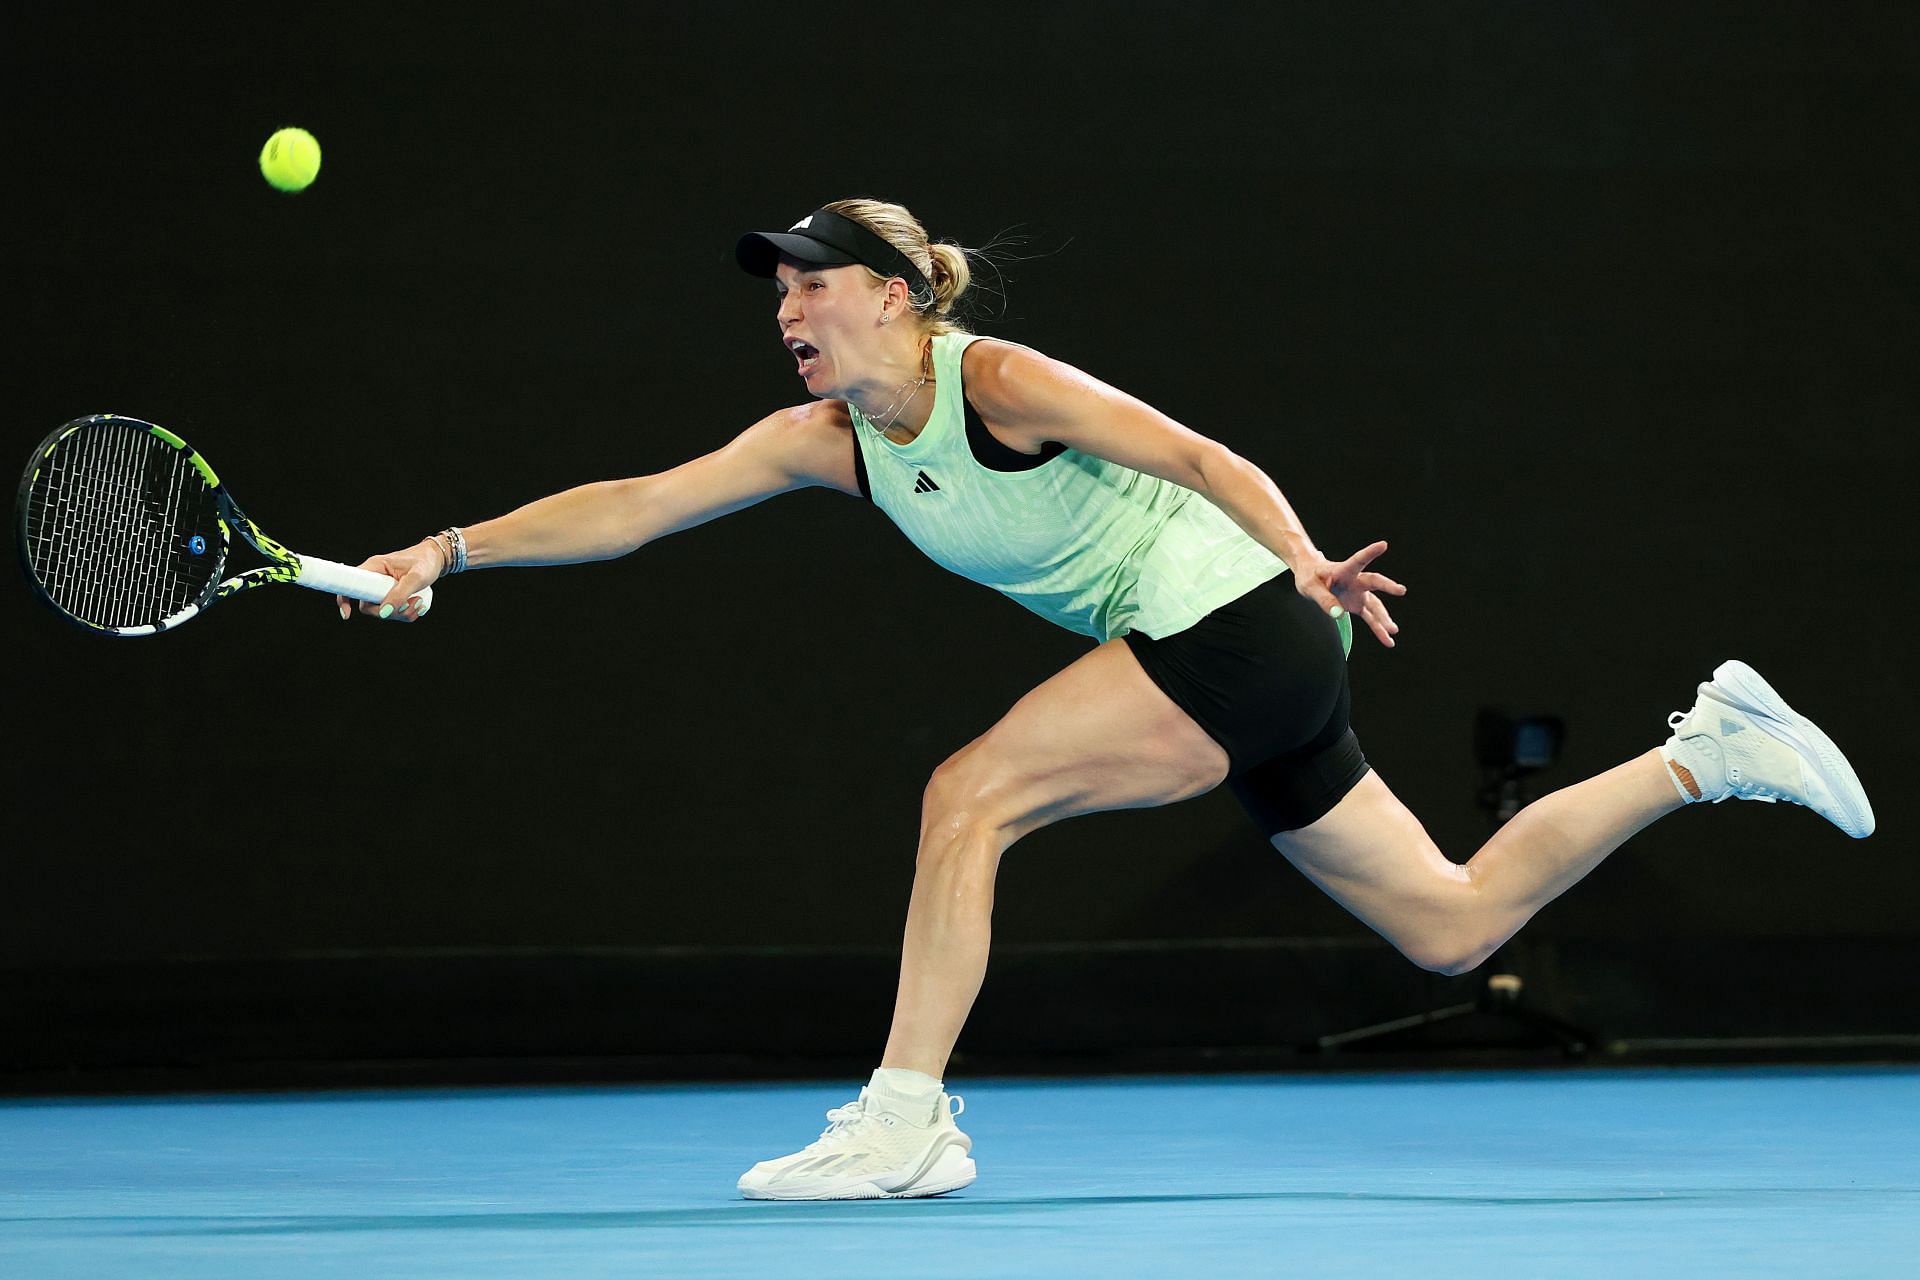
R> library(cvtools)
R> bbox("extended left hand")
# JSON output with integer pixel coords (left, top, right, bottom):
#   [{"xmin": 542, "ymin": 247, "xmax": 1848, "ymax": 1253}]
[{"xmin": 1292, "ymin": 540, "xmax": 1407, "ymax": 648}]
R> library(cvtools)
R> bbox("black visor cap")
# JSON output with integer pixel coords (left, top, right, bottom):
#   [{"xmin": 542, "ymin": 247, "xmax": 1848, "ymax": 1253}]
[{"xmin": 735, "ymin": 208, "xmax": 932, "ymax": 300}]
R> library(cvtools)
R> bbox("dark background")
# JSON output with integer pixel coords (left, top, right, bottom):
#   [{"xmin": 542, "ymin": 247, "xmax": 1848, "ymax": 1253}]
[{"xmin": 4, "ymin": 1, "xmax": 1915, "ymax": 1085}]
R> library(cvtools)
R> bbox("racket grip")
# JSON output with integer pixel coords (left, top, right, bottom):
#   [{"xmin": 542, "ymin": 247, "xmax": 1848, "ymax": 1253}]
[{"xmin": 295, "ymin": 555, "xmax": 435, "ymax": 617}]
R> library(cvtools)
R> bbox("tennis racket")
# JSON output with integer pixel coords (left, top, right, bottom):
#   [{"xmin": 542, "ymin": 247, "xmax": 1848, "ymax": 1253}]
[{"xmin": 16, "ymin": 413, "xmax": 431, "ymax": 637}]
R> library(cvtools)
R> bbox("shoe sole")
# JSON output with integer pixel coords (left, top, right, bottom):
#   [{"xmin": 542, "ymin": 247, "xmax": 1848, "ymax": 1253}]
[
  {"xmin": 739, "ymin": 1144, "xmax": 976, "ymax": 1201},
  {"xmin": 1704, "ymin": 660, "xmax": 1875, "ymax": 838}
]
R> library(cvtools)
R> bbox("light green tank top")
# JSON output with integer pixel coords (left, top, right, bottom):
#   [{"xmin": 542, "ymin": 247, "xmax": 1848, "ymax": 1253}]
[{"xmin": 848, "ymin": 332, "xmax": 1287, "ymax": 642}]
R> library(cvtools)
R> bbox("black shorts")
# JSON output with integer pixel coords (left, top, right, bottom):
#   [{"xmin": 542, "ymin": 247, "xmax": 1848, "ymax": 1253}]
[{"xmin": 1122, "ymin": 573, "xmax": 1370, "ymax": 836}]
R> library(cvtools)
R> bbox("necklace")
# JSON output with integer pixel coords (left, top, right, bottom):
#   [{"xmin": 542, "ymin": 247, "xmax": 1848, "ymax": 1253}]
[{"xmin": 869, "ymin": 343, "xmax": 934, "ymax": 438}]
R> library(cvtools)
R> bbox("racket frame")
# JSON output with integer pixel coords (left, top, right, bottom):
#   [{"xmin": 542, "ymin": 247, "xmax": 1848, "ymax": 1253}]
[{"xmin": 17, "ymin": 414, "xmax": 428, "ymax": 636}]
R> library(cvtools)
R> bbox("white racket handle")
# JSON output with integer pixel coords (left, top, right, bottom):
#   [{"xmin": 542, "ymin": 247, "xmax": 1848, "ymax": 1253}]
[{"xmin": 294, "ymin": 555, "xmax": 436, "ymax": 617}]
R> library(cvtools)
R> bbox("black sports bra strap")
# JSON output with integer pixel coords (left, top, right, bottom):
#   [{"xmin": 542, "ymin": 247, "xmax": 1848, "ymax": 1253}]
[
  {"xmin": 851, "ymin": 428, "xmax": 872, "ymax": 500},
  {"xmin": 964, "ymin": 394, "xmax": 1065, "ymax": 473}
]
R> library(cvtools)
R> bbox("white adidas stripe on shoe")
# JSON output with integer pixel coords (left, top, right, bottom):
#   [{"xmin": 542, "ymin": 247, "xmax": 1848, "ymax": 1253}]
[
  {"xmin": 737, "ymin": 1087, "xmax": 976, "ymax": 1201},
  {"xmin": 1662, "ymin": 659, "xmax": 1875, "ymax": 838}
]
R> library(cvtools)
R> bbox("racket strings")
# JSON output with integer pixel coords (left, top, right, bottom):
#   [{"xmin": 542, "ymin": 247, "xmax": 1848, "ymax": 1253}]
[{"xmin": 23, "ymin": 425, "xmax": 221, "ymax": 629}]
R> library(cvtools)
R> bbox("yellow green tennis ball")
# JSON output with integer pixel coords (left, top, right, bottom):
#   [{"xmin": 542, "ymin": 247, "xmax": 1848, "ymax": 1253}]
[{"xmin": 259, "ymin": 127, "xmax": 322, "ymax": 193}]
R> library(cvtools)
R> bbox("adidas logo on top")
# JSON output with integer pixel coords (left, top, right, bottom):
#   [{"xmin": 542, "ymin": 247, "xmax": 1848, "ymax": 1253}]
[{"xmin": 913, "ymin": 471, "xmax": 941, "ymax": 494}]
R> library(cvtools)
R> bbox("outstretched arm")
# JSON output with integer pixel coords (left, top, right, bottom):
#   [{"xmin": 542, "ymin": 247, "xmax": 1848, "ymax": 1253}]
[
  {"xmin": 342, "ymin": 401, "xmax": 861, "ymax": 619},
  {"xmin": 962, "ymin": 340, "xmax": 1406, "ymax": 647}
]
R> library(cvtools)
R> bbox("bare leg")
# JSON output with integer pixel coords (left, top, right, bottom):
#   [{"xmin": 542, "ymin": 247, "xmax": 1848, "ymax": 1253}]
[
  {"xmin": 878, "ymin": 640, "xmax": 1229, "ymax": 1078},
  {"xmin": 878, "ymin": 813, "xmax": 1006, "ymax": 1078},
  {"xmin": 1464, "ymin": 749, "xmax": 1681, "ymax": 921},
  {"xmin": 1274, "ymin": 750, "xmax": 1686, "ymax": 975}
]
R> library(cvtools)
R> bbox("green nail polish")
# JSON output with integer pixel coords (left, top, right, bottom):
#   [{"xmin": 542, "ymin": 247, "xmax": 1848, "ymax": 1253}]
[{"xmin": 378, "ymin": 604, "xmax": 393, "ymax": 619}]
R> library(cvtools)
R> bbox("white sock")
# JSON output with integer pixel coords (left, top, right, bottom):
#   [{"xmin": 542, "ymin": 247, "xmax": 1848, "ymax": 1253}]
[{"xmin": 868, "ymin": 1067, "xmax": 943, "ymax": 1118}]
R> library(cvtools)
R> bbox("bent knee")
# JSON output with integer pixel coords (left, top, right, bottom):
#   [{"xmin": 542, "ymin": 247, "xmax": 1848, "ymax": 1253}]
[
  {"xmin": 921, "ymin": 753, "xmax": 1015, "ymax": 849},
  {"xmin": 924, "ymin": 749, "xmax": 993, "ymax": 817}
]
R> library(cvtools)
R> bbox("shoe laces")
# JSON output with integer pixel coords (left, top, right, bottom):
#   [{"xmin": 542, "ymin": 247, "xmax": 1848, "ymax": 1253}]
[
  {"xmin": 802, "ymin": 1098, "xmax": 888, "ymax": 1151},
  {"xmin": 800, "ymin": 1091, "xmax": 961, "ymax": 1153}
]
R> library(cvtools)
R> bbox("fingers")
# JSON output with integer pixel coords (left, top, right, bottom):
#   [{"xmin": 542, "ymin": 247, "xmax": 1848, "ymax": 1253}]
[
  {"xmin": 355, "ymin": 594, "xmax": 428, "ymax": 622},
  {"xmin": 1290, "ymin": 568, "xmax": 1347, "ymax": 621},
  {"xmin": 1297, "ymin": 543, "xmax": 1405, "ymax": 643},
  {"xmin": 1351, "ymin": 592, "xmax": 1400, "ymax": 648},
  {"xmin": 1363, "ymin": 594, "xmax": 1399, "ymax": 647},
  {"xmin": 1359, "ymin": 571, "xmax": 1407, "ymax": 597},
  {"xmin": 1357, "ymin": 600, "xmax": 1391, "ymax": 647},
  {"xmin": 1339, "ymin": 540, "xmax": 1390, "ymax": 573},
  {"xmin": 360, "ymin": 581, "xmax": 431, "ymax": 623},
  {"xmin": 390, "ymin": 593, "xmax": 431, "ymax": 622},
  {"xmin": 339, "ymin": 554, "xmax": 395, "ymax": 622},
  {"xmin": 332, "ymin": 545, "xmax": 444, "ymax": 625},
  {"xmin": 342, "ymin": 569, "xmax": 433, "ymax": 624},
  {"xmin": 1329, "ymin": 542, "xmax": 1407, "ymax": 644}
]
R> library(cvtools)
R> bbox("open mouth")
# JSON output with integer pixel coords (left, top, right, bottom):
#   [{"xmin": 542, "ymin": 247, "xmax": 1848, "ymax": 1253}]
[{"xmin": 786, "ymin": 337, "xmax": 821, "ymax": 374}]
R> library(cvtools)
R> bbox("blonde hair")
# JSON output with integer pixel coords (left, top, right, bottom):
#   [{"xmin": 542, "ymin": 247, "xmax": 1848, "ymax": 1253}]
[{"xmin": 822, "ymin": 197, "xmax": 974, "ymax": 336}]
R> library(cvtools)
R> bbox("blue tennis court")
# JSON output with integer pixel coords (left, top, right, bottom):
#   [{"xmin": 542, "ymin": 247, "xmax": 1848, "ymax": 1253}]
[{"xmin": 4, "ymin": 1066, "xmax": 1916, "ymax": 1278}]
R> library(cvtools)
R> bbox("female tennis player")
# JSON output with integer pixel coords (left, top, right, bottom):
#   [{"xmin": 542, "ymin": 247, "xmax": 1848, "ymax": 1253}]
[{"xmin": 346, "ymin": 199, "xmax": 1875, "ymax": 1201}]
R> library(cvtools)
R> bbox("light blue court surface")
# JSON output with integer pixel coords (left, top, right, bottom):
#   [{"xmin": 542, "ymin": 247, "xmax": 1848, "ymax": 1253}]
[{"xmin": 3, "ymin": 1068, "xmax": 1917, "ymax": 1279}]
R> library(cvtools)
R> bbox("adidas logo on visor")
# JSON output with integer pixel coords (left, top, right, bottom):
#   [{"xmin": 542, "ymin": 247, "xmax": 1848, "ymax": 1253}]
[{"xmin": 790, "ymin": 215, "xmax": 814, "ymax": 231}]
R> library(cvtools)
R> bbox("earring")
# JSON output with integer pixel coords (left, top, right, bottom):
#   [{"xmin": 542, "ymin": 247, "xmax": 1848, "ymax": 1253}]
[{"xmin": 881, "ymin": 313, "xmax": 892, "ymax": 324}]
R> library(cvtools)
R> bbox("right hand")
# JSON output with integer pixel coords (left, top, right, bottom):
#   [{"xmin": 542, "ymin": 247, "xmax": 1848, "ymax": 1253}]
[
  {"xmin": 335, "ymin": 538, "xmax": 445, "ymax": 622},
  {"xmin": 1288, "ymin": 540, "xmax": 1407, "ymax": 649}
]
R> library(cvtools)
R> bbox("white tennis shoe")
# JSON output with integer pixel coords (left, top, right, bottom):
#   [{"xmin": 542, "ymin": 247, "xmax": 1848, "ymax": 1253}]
[
  {"xmin": 737, "ymin": 1086, "xmax": 976, "ymax": 1200},
  {"xmin": 1662, "ymin": 659, "xmax": 1874, "ymax": 838}
]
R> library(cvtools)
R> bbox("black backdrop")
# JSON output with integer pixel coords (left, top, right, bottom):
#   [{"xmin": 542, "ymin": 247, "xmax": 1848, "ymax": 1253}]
[{"xmin": 4, "ymin": 1, "xmax": 1915, "ymax": 1078}]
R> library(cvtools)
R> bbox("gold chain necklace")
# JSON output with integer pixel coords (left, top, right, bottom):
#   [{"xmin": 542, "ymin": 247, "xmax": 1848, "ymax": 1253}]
[{"xmin": 870, "ymin": 342, "xmax": 934, "ymax": 438}]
